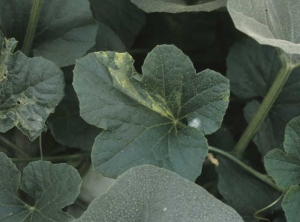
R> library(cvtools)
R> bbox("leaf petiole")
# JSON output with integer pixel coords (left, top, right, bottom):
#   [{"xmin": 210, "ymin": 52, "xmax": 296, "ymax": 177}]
[
  {"xmin": 209, "ymin": 146, "xmax": 285, "ymax": 193},
  {"xmin": 21, "ymin": 0, "xmax": 43, "ymax": 55},
  {"xmin": 0, "ymin": 135, "xmax": 29, "ymax": 157},
  {"xmin": 11, "ymin": 153, "xmax": 90, "ymax": 163},
  {"xmin": 233, "ymin": 53, "xmax": 295, "ymax": 156}
]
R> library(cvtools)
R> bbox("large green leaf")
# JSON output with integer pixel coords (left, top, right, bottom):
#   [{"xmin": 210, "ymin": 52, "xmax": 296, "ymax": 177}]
[
  {"xmin": 0, "ymin": 34, "xmax": 65, "ymax": 141},
  {"xmin": 282, "ymin": 185, "xmax": 300, "ymax": 222},
  {"xmin": 0, "ymin": 0, "xmax": 97, "ymax": 67},
  {"xmin": 217, "ymin": 157, "xmax": 281, "ymax": 222},
  {"xmin": 95, "ymin": 23, "xmax": 126, "ymax": 52},
  {"xmin": 75, "ymin": 165, "xmax": 243, "ymax": 222},
  {"xmin": 227, "ymin": 0, "xmax": 300, "ymax": 64},
  {"xmin": 227, "ymin": 38, "xmax": 300, "ymax": 156},
  {"xmin": 131, "ymin": 0, "xmax": 227, "ymax": 13},
  {"xmin": 90, "ymin": 0, "xmax": 145, "ymax": 49},
  {"xmin": 264, "ymin": 116, "xmax": 300, "ymax": 190},
  {"xmin": 47, "ymin": 85, "xmax": 101, "ymax": 151},
  {"xmin": 73, "ymin": 45, "xmax": 229, "ymax": 180},
  {"xmin": 0, "ymin": 152, "xmax": 81, "ymax": 221}
]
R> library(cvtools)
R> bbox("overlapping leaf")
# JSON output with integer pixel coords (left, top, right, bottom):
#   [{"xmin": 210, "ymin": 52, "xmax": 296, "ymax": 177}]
[
  {"xmin": 227, "ymin": 0, "xmax": 300, "ymax": 64},
  {"xmin": 0, "ymin": 0, "xmax": 97, "ymax": 67},
  {"xmin": 90, "ymin": 0, "xmax": 145, "ymax": 49},
  {"xmin": 47, "ymin": 85, "xmax": 101, "ymax": 151},
  {"xmin": 217, "ymin": 157, "xmax": 281, "ymax": 222},
  {"xmin": 75, "ymin": 165, "xmax": 243, "ymax": 222},
  {"xmin": 0, "ymin": 33, "xmax": 65, "ymax": 141},
  {"xmin": 131, "ymin": 0, "xmax": 227, "ymax": 13},
  {"xmin": 282, "ymin": 185, "xmax": 300, "ymax": 222},
  {"xmin": 227, "ymin": 38, "xmax": 300, "ymax": 156},
  {"xmin": 0, "ymin": 152, "xmax": 81, "ymax": 221},
  {"xmin": 264, "ymin": 116, "xmax": 300, "ymax": 189},
  {"xmin": 133, "ymin": 12, "xmax": 237, "ymax": 65},
  {"xmin": 73, "ymin": 45, "xmax": 229, "ymax": 180}
]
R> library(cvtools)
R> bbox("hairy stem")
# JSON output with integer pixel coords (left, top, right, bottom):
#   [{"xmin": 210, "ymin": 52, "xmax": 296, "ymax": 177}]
[
  {"xmin": 0, "ymin": 135, "xmax": 29, "ymax": 157},
  {"xmin": 21, "ymin": 0, "xmax": 43, "ymax": 55},
  {"xmin": 209, "ymin": 146, "xmax": 285, "ymax": 193},
  {"xmin": 233, "ymin": 55, "xmax": 294, "ymax": 156},
  {"xmin": 11, "ymin": 153, "xmax": 90, "ymax": 163}
]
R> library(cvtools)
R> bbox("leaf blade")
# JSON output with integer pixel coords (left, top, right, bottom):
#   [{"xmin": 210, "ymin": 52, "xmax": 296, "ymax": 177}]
[{"xmin": 75, "ymin": 165, "xmax": 243, "ymax": 222}]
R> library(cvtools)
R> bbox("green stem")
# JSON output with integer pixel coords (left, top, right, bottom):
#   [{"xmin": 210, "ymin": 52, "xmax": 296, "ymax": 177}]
[
  {"xmin": 208, "ymin": 146, "xmax": 285, "ymax": 193},
  {"xmin": 233, "ymin": 56, "xmax": 294, "ymax": 156},
  {"xmin": 0, "ymin": 135, "xmax": 29, "ymax": 157},
  {"xmin": 21, "ymin": 0, "xmax": 43, "ymax": 55},
  {"xmin": 11, "ymin": 153, "xmax": 90, "ymax": 163},
  {"xmin": 254, "ymin": 192, "xmax": 285, "ymax": 221}
]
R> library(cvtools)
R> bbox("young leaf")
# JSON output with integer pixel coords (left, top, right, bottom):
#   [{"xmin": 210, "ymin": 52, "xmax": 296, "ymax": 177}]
[
  {"xmin": 47, "ymin": 85, "xmax": 101, "ymax": 151},
  {"xmin": 0, "ymin": 0, "xmax": 97, "ymax": 67},
  {"xmin": 73, "ymin": 45, "xmax": 229, "ymax": 180},
  {"xmin": 282, "ymin": 185, "xmax": 300, "ymax": 222},
  {"xmin": 131, "ymin": 0, "xmax": 227, "ymax": 13},
  {"xmin": 227, "ymin": 38, "xmax": 300, "ymax": 155},
  {"xmin": 216, "ymin": 157, "xmax": 282, "ymax": 222},
  {"xmin": 0, "ymin": 152, "xmax": 81, "ymax": 221},
  {"xmin": 0, "ymin": 34, "xmax": 65, "ymax": 141},
  {"xmin": 89, "ymin": 0, "xmax": 145, "ymax": 49},
  {"xmin": 75, "ymin": 165, "xmax": 243, "ymax": 222},
  {"xmin": 227, "ymin": 0, "xmax": 300, "ymax": 63},
  {"xmin": 264, "ymin": 116, "xmax": 300, "ymax": 190}
]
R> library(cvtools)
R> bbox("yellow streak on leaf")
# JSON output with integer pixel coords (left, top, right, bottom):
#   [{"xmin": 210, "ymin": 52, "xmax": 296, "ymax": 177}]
[{"xmin": 97, "ymin": 52, "xmax": 174, "ymax": 120}]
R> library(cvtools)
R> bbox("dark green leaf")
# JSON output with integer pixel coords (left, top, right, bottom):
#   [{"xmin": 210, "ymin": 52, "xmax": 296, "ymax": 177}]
[
  {"xmin": 75, "ymin": 165, "xmax": 243, "ymax": 222},
  {"xmin": 207, "ymin": 125, "xmax": 235, "ymax": 152},
  {"xmin": 0, "ymin": 152, "xmax": 81, "ymax": 221},
  {"xmin": 264, "ymin": 116, "xmax": 300, "ymax": 189},
  {"xmin": 73, "ymin": 45, "xmax": 229, "ymax": 180},
  {"xmin": 282, "ymin": 185, "xmax": 300, "ymax": 222},
  {"xmin": 0, "ymin": 0, "xmax": 97, "ymax": 67},
  {"xmin": 217, "ymin": 157, "xmax": 281, "ymax": 222},
  {"xmin": 131, "ymin": 0, "xmax": 227, "ymax": 13},
  {"xmin": 48, "ymin": 85, "xmax": 101, "ymax": 151},
  {"xmin": 134, "ymin": 12, "xmax": 237, "ymax": 65},
  {"xmin": 227, "ymin": 38, "xmax": 300, "ymax": 155},
  {"xmin": 0, "ymin": 34, "xmax": 65, "ymax": 141},
  {"xmin": 90, "ymin": 0, "xmax": 145, "ymax": 49},
  {"xmin": 95, "ymin": 23, "xmax": 126, "ymax": 52},
  {"xmin": 227, "ymin": 0, "xmax": 300, "ymax": 63}
]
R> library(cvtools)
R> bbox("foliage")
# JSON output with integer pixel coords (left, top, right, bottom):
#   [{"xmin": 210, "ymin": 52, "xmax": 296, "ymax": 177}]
[
  {"xmin": 75, "ymin": 165, "xmax": 243, "ymax": 222},
  {"xmin": 0, "ymin": 0, "xmax": 300, "ymax": 221},
  {"xmin": 73, "ymin": 45, "xmax": 229, "ymax": 180}
]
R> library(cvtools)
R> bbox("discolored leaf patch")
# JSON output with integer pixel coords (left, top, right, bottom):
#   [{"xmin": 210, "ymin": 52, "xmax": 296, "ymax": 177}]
[
  {"xmin": 73, "ymin": 45, "xmax": 229, "ymax": 180},
  {"xmin": 0, "ymin": 33, "xmax": 65, "ymax": 141}
]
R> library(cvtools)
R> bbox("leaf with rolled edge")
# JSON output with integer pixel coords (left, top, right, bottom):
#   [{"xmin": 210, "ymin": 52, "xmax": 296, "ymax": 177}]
[
  {"xmin": 131, "ymin": 0, "xmax": 227, "ymax": 13},
  {"xmin": 282, "ymin": 185, "xmax": 300, "ymax": 222},
  {"xmin": 73, "ymin": 45, "xmax": 229, "ymax": 180},
  {"xmin": 75, "ymin": 165, "xmax": 243, "ymax": 222},
  {"xmin": 0, "ymin": 34, "xmax": 65, "ymax": 141},
  {"xmin": 47, "ymin": 85, "xmax": 101, "ymax": 151},
  {"xmin": 264, "ymin": 116, "xmax": 300, "ymax": 190},
  {"xmin": 0, "ymin": 152, "xmax": 82, "ymax": 221},
  {"xmin": 227, "ymin": 0, "xmax": 300, "ymax": 64},
  {"xmin": 0, "ymin": 0, "xmax": 97, "ymax": 67},
  {"xmin": 227, "ymin": 37, "xmax": 300, "ymax": 156}
]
